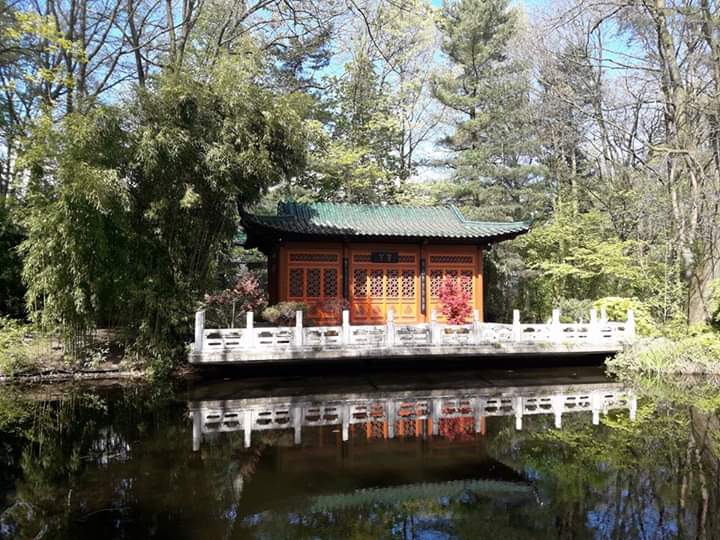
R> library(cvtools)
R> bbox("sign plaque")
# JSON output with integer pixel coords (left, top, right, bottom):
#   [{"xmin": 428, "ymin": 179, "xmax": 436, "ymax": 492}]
[{"xmin": 370, "ymin": 251, "xmax": 399, "ymax": 263}]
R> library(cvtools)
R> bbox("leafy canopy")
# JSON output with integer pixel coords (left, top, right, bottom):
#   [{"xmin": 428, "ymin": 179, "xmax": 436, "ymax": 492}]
[{"xmin": 19, "ymin": 53, "xmax": 307, "ymax": 359}]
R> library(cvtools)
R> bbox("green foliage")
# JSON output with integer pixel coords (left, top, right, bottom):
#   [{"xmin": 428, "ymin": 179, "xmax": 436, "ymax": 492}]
[
  {"xmin": 607, "ymin": 333, "xmax": 720, "ymax": 377},
  {"xmin": 0, "ymin": 317, "xmax": 32, "ymax": 375},
  {"xmin": 710, "ymin": 279, "xmax": 720, "ymax": 328},
  {"xmin": 20, "ymin": 109, "xmax": 132, "ymax": 344},
  {"xmin": 522, "ymin": 210, "xmax": 644, "ymax": 302},
  {"xmin": 18, "ymin": 53, "xmax": 307, "ymax": 365},
  {"xmin": 295, "ymin": 50, "xmax": 402, "ymax": 203},
  {"xmin": 510, "ymin": 207, "xmax": 681, "ymax": 323},
  {"xmin": 555, "ymin": 298, "xmax": 593, "ymax": 323},
  {"xmin": 433, "ymin": 0, "xmax": 545, "ymax": 220},
  {"xmin": 261, "ymin": 302, "xmax": 307, "ymax": 325},
  {"xmin": 0, "ymin": 204, "xmax": 25, "ymax": 318},
  {"xmin": 593, "ymin": 297, "xmax": 655, "ymax": 335}
]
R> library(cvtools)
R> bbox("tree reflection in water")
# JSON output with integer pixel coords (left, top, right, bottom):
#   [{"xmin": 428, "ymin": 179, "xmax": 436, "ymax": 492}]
[{"xmin": 0, "ymin": 371, "xmax": 718, "ymax": 539}]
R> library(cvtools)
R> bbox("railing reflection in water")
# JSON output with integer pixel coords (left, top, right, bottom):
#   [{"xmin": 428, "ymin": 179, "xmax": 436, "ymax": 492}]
[{"xmin": 189, "ymin": 381, "xmax": 637, "ymax": 451}]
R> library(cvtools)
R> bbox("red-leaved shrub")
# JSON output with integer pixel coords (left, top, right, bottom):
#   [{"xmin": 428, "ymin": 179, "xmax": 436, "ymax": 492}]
[
  {"xmin": 203, "ymin": 271, "xmax": 267, "ymax": 327},
  {"xmin": 438, "ymin": 275, "xmax": 472, "ymax": 324}
]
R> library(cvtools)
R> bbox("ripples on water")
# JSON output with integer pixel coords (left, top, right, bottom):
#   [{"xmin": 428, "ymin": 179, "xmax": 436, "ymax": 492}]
[{"xmin": 0, "ymin": 366, "xmax": 718, "ymax": 539}]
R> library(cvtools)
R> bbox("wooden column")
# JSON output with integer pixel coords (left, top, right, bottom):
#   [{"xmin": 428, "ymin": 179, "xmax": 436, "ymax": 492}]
[
  {"xmin": 420, "ymin": 242, "xmax": 428, "ymax": 322},
  {"xmin": 342, "ymin": 242, "xmax": 350, "ymax": 302},
  {"xmin": 268, "ymin": 245, "xmax": 280, "ymax": 304},
  {"xmin": 476, "ymin": 245, "xmax": 484, "ymax": 321},
  {"xmin": 268, "ymin": 245, "xmax": 288, "ymax": 304}
]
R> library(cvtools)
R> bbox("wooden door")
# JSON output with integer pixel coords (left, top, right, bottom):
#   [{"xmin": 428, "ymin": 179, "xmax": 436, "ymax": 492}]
[
  {"xmin": 426, "ymin": 248, "xmax": 479, "ymax": 322},
  {"xmin": 282, "ymin": 248, "xmax": 342, "ymax": 324},
  {"xmin": 349, "ymin": 248, "xmax": 420, "ymax": 324}
]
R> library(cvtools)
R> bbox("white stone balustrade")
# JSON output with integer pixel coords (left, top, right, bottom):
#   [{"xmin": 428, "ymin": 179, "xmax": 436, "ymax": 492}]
[
  {"xmin": 190, "ymin": 382, "xmax": 636, "ymax": 450},
  {"xmin": 193, "ymin": 308, "xmax": 636, "ymax": 358}
]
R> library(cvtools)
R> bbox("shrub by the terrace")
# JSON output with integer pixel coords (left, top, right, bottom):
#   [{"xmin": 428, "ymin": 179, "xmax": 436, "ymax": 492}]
[
  {"xmin": 607, "ymin": 333, "xmax": 720, "ymax": 377},
  {"xmin": 320, "ymin": 298, "xmax": 351, "ymax": 320},
  {"xmin": 203, "ymin": 272, "xmax": 267, "ymax": 328},
  {"xmin": 439, "ymin": 276, "xmax": 472, "ymax": 325},
  {"xmin": 593, "ymin": 296, "xmax": 655, "ymax": 335},
  {"xmin": 262, "ymin": 302, "xmax": 308, "ymax": 325}
]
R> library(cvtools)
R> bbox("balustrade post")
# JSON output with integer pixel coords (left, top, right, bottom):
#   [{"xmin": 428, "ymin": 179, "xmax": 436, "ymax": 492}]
[
  {"xmin": 512, "ymin": 309, "xmax": 521, "ymax": 341},
  {"xmin": 591, "ymin": 391, "xmax": 602, "ymax": 425},
  {"xmin": 515, "ymin": 397, "xmax": 523, "ymax": 431},
  {"xmin": 551, "ymin": 308, "xmax": 562, "ymax": 343},
  {"xmin": 387, "ymin": 400, "xmax": 396, "ymax": 439},
  {"xmin": 192, "ymin": 410, "xmax": 202, "ymax": 452},
  {"xmin": 600, "ymin": 306, "xmax": 608, "ymax": 324},
  {"xmin": 625, "ymin": 309, "xmax": 636, "ymax": 340},
  {"xmin": 431, "ymin": 398, "xmax": 441, "ymax": 436},
  {"xmin": 342, "ymin": 405, "xmax": 350, "ymax": 442},
  {"xmin": 293, "ymin": 406, "xmax": 302, "ymax": 445},
  {"xmin": 194, "ymin": 310, "xmax": 205, "ymax": 353},
  {"xmin": 629, "ymin": 395, "xmax": 638, "ymax": 422},
  {"xmin": 342, "ymin": 310, "xmax": 351, "ymax": 345},
  {"xmin": 294, "ymin": 310, "xmax": 303, "ymax": 348},
  {"xmin": 385, "ymin": 308, "xmax": 396, "ymax": 347},
  {"xmin": 245, "ymin": 311, "xmax": 255, "ymax": 349},
  {"xmin": 243, "ymin": 410, "xmax": 253, "ymax": 449},
  {"xmin": 589, "ymin": 308, "xmax": 600, "ymax": 342},
  {"xmin": 472, "ymin": 309, "xmax": 481, "ymax": 345},
  {"xmin": 472, "ymin": 398, "xmax": 483, "ymax": 432},
  {"xmin": 552, "ymin": 394, "xmax": 563, "ymax": 428},
  {"xmin": 430, "ymin": 310, "xmax": 439, "ymax": 345}
]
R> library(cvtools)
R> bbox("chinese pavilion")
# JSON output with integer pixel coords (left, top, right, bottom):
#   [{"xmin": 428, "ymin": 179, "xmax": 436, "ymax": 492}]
[{"xmin": 240, "ymin": 202, "xmax": 530, "ymax": 325}]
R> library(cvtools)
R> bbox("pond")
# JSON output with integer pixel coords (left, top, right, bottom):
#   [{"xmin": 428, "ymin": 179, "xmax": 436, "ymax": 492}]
[{"xmin": 0, "ymin": 365, "xmax": 718, "ymax": 539}]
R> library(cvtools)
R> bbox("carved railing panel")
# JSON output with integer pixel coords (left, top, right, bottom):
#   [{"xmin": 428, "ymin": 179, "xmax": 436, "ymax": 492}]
[{"xmin": 196, "ymin": 312, "xmax": 634, "ymax": 355}]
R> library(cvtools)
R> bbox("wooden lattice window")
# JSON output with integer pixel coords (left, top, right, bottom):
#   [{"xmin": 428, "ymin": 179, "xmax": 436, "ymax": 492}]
[
  {"xmin": 370, "ymin": 269, "xmax": 384, "ymax": 297},
  {"xmin": 324, "ymin": 268, "xmax": 338, "ymax": 297},
  {"xmin": 289, "ymin": 269, "xmax": 304, "ymax": 298},
  {"xmin": 426, "ymin": 249, "xmax": 477, "ymax": 321},
  {"xmin": 430, "ymin": 270, "xmax": 443, "ymax": 297},
  {"xmin": 460, "ymin": 270, "xmax": 473, "ymax": 296},
  {"xmin": 285, "ymin": 250, "xmax": 342, "ymax": 312},
  {"xmin": 306, "ymin": 269, "xmax": 321, "ymax": 297},
  {"xmin": 353, "ymin": 269, "xmax": 368, "ymax": 297},
  {"xmin": 429, "ymin": 255, "xmax": 473, "ymax": 265},
  {"xmin": 402, "ymin": 270, "xmax": 415, "ymax": 297},
  {"xmin": 290, "ymin": 253, "xmax": 339, "ymax": 263},
  {"xmin": 349, "ymin": 248, "xmax": 420, "ymax": 323},
  {"xmin": 429, "ymin": 268, "xmax": 472, "ymax": 298},
  {"xmin": 387, "ymin": 270, "xmax": 400, "ymax": 298}
]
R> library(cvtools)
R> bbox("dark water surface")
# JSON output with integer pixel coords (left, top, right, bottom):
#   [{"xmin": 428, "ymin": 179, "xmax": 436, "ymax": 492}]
[{"xmin": 1, "ymin": 366, "xmax": 718, "ymax": 539}]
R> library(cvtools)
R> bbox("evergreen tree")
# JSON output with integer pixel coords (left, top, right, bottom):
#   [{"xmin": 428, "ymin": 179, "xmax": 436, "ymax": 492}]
[
  {"xmin": 433, "ymin": 0, "xmax": 544, "ymax": 221},
  {"xmin": 295, "ymin": 48, "xmax": 402, "ymax": 203}
]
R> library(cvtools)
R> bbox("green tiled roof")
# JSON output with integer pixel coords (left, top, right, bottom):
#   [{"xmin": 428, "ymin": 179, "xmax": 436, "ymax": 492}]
[
  {"xmin": 241, "ymin": 201, "xmax": 530, "ymax": 241},
  {"xmin": 308, "ymin": 479, "xmax": 533, "ymax": 512}
]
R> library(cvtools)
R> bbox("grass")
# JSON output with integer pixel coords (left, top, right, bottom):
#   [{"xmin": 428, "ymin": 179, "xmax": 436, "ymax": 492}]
[
  {"xmin": 607, "ymin": 332, "xmax": 720, "ymax": 378},
  {"xmin": 0, "ymin": 317, "xmax": 63, "ymax": 377},
  {"xmin": 0, "ymin": 317, "xmax": 35, "ymax": 376}
]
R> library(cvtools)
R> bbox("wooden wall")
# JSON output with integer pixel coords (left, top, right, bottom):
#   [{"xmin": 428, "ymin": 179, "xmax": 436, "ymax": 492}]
[{"xmin": 277, "ymin": 242, "xmax": 484, "ymax": 325}]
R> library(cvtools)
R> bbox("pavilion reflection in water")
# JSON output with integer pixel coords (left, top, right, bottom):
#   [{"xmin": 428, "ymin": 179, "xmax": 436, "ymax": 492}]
[{"xmin": 189, "ymin": 380, "xmax": 637, "ymax": 451}]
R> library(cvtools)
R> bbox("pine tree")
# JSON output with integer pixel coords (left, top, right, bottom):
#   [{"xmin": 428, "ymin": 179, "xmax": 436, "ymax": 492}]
[
  {"xmin": 297, "ymin": 48, "xmax": 402, "ymax": 203},
  {"xmin": 433, "ymin": 0, "xmax": 544, "ymax": 221}
]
